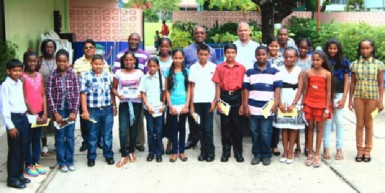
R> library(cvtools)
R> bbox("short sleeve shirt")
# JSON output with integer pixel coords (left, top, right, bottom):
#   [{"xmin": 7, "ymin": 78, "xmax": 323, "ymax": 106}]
[
  {"xmin": 114, "ymin": 69, "xmax": 144, "ymax": 103},
  {"xmin": 212, "ymin": 62, "xmax": 246, "ymax": 91},
  {"xmin": 139, "ymin": 71, "xmax": 165, "ymax": 109},
  {"xmin": 350, "ymin": 57, "xmax": 385, "ymax": 99},
  {"xmin": 164, "ymin": 68, "xmax": 190, "ymax": 105},
  {"xmin": 189, "ymin": 61, "xmax": 216, "ymax": 103}
]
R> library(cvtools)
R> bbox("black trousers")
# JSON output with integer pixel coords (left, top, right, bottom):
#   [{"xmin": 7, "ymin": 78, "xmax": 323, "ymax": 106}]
[
  {"xmin": 187, "ymin": 114, "xmax": 200, "ymax": 144},
  {"xmin": 271, "ymin": 127, "xmax": 280, "ymax": 149},
  {"xmin": 194, "ymin": 103, "xmax": 215, "ymax": 154},
  {"xmin": 219, "ymin": 91, "xmax": 243, "ymax": 154},
  {"xmin": 7, "ymin": 113, "xmax": 29, "ymax": 183}
]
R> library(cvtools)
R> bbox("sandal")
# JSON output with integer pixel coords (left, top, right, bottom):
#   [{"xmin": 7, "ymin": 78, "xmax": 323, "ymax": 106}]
[
  {"xmin": 170, "ymin": 154, "xmax": 178, "ymax": 162},
  {"xmin": 165, "ymin": 141, "xmax": 172, "ymax": 155},
  {"xmin": 179, "ymin": 154, "xmax": 188, "ymax": 162},
  {"xmin": 322, "ymin": 148, "xmax": 331, "ymax": 160},
  {"xmin": 355, "ymin": 152, "xmax": 363, "ymax": 162},
  {"xmin": 305, "ymin": 154, "xmax": 314, "ymax": 166},
  {"xmin": 116, "ymin": 157, "xmax": 129, "ymax": 168},
  {"xmin": 313, "ymin": 156, "xmax": 321, "ymax": 168},
  {"xmin": 128, "ymin": 153, "xmax": 136, "ymax": 162},
  {"xmin": 363, "ymin": 154, "xmax": 371, "ymax": 162},
  {"xmin": 304, "ymin": 148, "xmax": 310, "ymax": 157},
  {"xmin": 294, "ymin": 148, "xmax": 301, "ymax": 157},
  {"xmin": 272, "ymin": 148, "xmax": 280, "ymax": 156},
  {"xmin": 336, "ymin": 149, "xmax": 344, "ymax": 160}
]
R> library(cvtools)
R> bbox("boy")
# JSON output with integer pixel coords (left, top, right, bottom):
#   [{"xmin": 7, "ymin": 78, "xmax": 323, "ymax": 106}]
[
  {"xmin": 1, "ymin": 59, "xmax": 30, "ymax": 189},
  {"xmin": 243, "ymin": 46, "xmax": 282, "ymax": 166},
  {"xmin": 189, "ymin": 44, "xmax": 217, "ymax": 162},
  {"xmin": 212, "ymin": 43, "xmax": 246, "ymax": 162},
  {"xmin": 80, "ymin": 54, "xmax": 117, "ymax": 167}
]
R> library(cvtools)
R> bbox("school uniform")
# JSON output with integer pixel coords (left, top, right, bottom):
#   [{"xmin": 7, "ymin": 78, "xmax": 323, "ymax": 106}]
[
  {"xmin": 212, "ymin": 61, "xmax": 246, "ymax": 159},
  {"xmin": 81, "ymin": 70, "xmax": 114, "ymax": 162},
  {"xmin": 1, "ymin": 77, "xmax": 29, "ymax": 184}
]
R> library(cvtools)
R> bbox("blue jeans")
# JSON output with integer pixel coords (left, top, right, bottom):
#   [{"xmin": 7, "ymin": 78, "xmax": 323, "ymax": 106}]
[
  {"xmin": 250, "ymin": 115, "xmax": 273, "ymax": 158},
  {"xmin": 145, "ymin": 110, "xmax": 163, "ymax": 155},
  {"xmin": 323, "ymin": 93, "xmax": 344, "ymax": 149},
  {"xmin": 87, "ymin": 106, "xmax": 114, "ymax": 161},
  {"xmin": 169, "ymin": 113, "xmax": 187, "ymax": 154},
  {"xmin": 25, "ymin": 112, "xmax": 43, "ymax": 166},
  {"xmin": 55, "ymin": 109, "xmax": 75, "ymax": 166},
  {"xmin": 118, "ymin": 102, "xmax": 142, "ymax": 156},
  {"xmin": 194, "ymin": 103, "xmax": 214, "ymax": 154}
]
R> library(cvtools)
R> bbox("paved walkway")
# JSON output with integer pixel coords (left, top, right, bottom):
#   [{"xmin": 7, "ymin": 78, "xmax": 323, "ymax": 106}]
[{"xmin": 1, "ymin": 104, "xmax": 384, "ymax": 193}]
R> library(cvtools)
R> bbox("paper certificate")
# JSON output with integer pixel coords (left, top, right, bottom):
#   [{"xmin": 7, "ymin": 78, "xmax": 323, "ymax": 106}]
[
  {"xmin": 261, "ymin": 100, "xmax": 274, "ymax": 119},
  {"xmin": 152, "ymin": 105, "xmax": 163, "ymax": 118},
  {"xmin": 121, "ymin": 87, "xmax": 139, "ymax": 99},
  {"xmin": 371, "ymin": 108, "xmax": 379, "ymax": 119},
  {"xmin": 278, "ymin": 108, "xmax": 298, "ymax": 117},
  {"xmin": 31, "ymin": 118, "xmax": 51, "ymax": 128},
  {"xmin": 218, "ymin": 99, "xmax": 230, "ymax": 116}
]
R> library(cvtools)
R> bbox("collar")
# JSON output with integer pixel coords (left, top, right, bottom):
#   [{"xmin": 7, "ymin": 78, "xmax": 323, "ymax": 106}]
[
  {"xmin": 223, "ymin": 61, "xmax": 240, "ymax": 67},
  {"xmin": 5, "ymin": 76, "xmax": 21, "ymax": 85},
  {"xmin": 53, "ymin": 69, "xmax": 72, "ymax": 76},
  {"xmin": 81, "ymin": 55, "xmax": 92, "ymax": 62},
  {"xmin": 253, "ymin": 62, "xmax": 269, "ymax": 72},
  {"xmin": 193, "ymin": 43, "xmax": 208, "ymax": 48},
  {"xmin": 147, "ymin": 71, "xmax": 160, "ymax": 78},
  {"xmin": 236, "ymin": 39, "xmax": 251, "ymax": 46},
  {"xmin": 359, "ymin": 56, "xmax": 374, "ymax": 63}
]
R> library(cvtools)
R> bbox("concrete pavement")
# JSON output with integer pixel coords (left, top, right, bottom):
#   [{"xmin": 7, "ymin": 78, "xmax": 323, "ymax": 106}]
[{"xmin": 1, "ymin": 104, "xmax": 385, "ymax": 193}]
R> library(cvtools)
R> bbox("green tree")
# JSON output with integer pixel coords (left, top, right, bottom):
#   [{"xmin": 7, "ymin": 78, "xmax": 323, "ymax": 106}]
[{"xmin": 125, "ymin": 0, "xmax": 181, "ymax": 20}]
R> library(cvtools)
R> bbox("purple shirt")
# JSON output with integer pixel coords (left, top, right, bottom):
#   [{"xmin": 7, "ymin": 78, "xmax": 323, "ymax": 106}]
[
  {"xmin": 46, "ymin": 69, "xmax": 80, "ymax": 114},
  {"xmin": 113, "ymin": 48, "xmax": 151, "ymax": 73},
  {"xmin": 183, "ymin": 43, "xmax": 217, "ymax": 69}
]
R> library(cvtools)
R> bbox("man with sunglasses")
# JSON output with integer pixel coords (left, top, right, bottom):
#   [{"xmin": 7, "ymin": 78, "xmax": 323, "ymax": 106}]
[{"xmin": 73, "ymin": 39, "xmax": 110, "ymax": 152}]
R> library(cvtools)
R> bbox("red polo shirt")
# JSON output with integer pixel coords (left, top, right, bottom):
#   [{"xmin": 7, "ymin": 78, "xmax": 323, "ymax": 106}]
[{"xmin": 212, "ymin": 61, "xmax": 246, "ymax": 91}]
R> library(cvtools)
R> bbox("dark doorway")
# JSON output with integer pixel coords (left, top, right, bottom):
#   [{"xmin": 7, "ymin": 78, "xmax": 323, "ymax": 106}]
[{"xmin": 0, "ymin": 0, "xmax": 5, "ymax": 42}]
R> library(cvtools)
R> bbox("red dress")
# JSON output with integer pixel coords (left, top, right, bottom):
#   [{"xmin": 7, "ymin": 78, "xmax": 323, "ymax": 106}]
[{"xmin": 303, "ymin": 76, "xmax": 332, "ymax": 121}]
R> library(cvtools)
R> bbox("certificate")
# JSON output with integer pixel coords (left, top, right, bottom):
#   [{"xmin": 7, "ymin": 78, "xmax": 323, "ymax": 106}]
[{"xmin": 121, "ymin": 87, "xmax": 139, "ymax": 99}]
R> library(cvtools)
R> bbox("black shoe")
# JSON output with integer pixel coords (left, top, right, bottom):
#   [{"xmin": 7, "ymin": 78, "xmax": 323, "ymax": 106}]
[
  {"xmin": 19, "ymin": 177, "xmax": 31, "ymax": 184},
  {"xmin": 221, "ymin": 154, "xmax": 230, "ymax": 162},
  {"xmin": 136, "ymin": 145, "xmax": 145, "ymax": 152},
  {"xmin": 262, "ymin": 157, "xmax": 271, "ymax": 165},
  {"xmin": 198, "ymin": 152, "xmax": 207, "ymax": 161},
  {"xmin": 79, "ymin": 143, "xmax": 87, "ymax": 152},
  {"xmin": 87, "ymin": 160, "xmax": 95, "ymax": 167},
  {"xmin": 7, "ymin": 181, "xmax": 26, "ymax": 189},
  {"xmin": 251, "ymin": 156, "xmax": 261, "ymax": 165},
  {"xmin": 156, "ymin": 155, "xmax": 162, "ymax": 162},
  {"xmin": 185, "ymin": 141, "xmax": 197, "ymax": 150},
  {"xmin": 106, "ymin": 158, "xmax": 115, "ymax": 165},
  {"xmin": 235, "ymin": 154, "xmax": 244, "ymax": 162},
  {"xmin": 206, "ymin": 154, "xmax": 215, "ymax": 162},
  {"xmin": 147, "ymin": 154, "xmax": 154, "ymax": 162}
]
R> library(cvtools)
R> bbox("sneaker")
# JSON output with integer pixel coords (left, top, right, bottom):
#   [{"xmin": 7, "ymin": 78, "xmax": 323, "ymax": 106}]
[
  {"xmin": 262, "ymin": 157, "xmax": 271, "ymax": 165},
  {"xmin": 35, "ymin": 163, "xmax": 47, "ymax": 174},
  {"xmin": 25, "ymin": 165, "xmax": 39, "ymax": 177},
  {"xmin": 251, "ymin": 156, "xmax": 261, "ymax": 165},
  {"xmin": 68, "ymin": 165, "xmax": 76, "ymax": 171},
  {"xmin": 59, "ymin": 165, "xmax": 68, "ymax": 173}
]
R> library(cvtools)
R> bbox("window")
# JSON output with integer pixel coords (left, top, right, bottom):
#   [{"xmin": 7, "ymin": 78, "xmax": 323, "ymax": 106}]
[{"xmin": 331, "ymin": 0, "xmax": 347, "ymax": 4}]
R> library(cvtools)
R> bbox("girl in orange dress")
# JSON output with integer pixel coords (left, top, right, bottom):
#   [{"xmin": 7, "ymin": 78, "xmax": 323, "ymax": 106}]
[{"xmin": 303, "ymin": 50, "xmax": 334, "ymax": 168}]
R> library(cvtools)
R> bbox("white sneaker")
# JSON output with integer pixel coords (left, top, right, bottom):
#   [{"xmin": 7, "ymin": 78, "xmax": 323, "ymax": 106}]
[
  {"xmin": 60, "ymin": 165, "xmax": 68, "ymax": 173},
  {"xmin": 42, "ymin": 146, "xmax": 49, "ymax": 153},
  {"xmin": 68, "ymin": 165, "xmax": 76, "ymax": 171}
]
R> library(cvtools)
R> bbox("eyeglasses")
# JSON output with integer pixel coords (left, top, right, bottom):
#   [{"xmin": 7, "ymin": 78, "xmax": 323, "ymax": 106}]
[{"xmin": 84, "ymin": 46, "xmax": 95, "ymax": 50}]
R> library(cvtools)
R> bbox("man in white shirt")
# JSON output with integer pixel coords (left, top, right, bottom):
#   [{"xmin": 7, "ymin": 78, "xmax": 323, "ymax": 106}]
[{"xmin": 233, "ymin": 22, "xmax": 260, "ymax": 70}]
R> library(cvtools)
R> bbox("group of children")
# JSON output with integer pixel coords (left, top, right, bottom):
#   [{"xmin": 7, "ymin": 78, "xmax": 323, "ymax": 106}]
[{"xmin": 1, "ymin": 33, "xmax": 384, "ymax": 189}]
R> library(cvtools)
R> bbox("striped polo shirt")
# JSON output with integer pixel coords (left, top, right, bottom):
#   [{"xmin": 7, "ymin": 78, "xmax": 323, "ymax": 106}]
[{"xmin": 243, "ymin": 64, "xmax": 282, "ymax": 116}]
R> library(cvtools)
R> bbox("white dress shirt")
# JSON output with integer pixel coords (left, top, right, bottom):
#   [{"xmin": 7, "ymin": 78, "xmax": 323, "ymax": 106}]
[
  {"xmin": 1, "ymin": 76, "xmax": 28, "ymax": 130},
  {"xmin": 234, "ymin": 39, "xmax": 260, "ymax": 70}
]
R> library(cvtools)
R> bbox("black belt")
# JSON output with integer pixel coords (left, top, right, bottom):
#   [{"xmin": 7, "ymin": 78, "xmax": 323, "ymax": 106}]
[
  {"xmin": 11, "ymin": 112, "xmax": 27, "ymax": 117},
  {"xmin": 282, "ymin": 82, "xmax": 298, "ymax": 90},
  {"xmin": 89, "ymin": 105, "xmax": 111, "ymax": 110},
  {"xmin": 221, "ymin": 89, "xmax": 241, "ymax": 96}
]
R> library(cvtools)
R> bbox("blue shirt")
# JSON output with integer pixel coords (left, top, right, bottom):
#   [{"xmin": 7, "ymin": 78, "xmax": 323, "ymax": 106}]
[
  {"xmin": 80, "ymin": 70, "xmax": 113, "ymax": 108},
  {"xmin": 330, "ymin": 57, "xmax": 350, "ymax": 93},
  {"xmin": 164, "ymin": 68, "xmax": 190, "ymax": 105},
  {"xmin": 183, "ymin": 43, "xmax": 217, "ymax": 68}
]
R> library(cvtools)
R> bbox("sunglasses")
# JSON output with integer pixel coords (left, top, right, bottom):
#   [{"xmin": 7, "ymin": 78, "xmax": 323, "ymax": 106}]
[{"xmin": 84, "ymin": 46, "xmax": 95, "ymax": 50}]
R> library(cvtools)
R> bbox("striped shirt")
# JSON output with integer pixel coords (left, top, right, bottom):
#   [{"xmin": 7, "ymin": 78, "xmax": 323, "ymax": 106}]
[
  {"xmin": 113, "ymin": 48, "xmax": 150, "ymax": 73},
  {"xmin": 350, "ymin": 57, "xmax": 385, "ymax": 99},
  {"xmin": 46, "ymin": 69, "xmax": 80, "ymax": 114},
  {"xmin": 243, "ymin": 64, "xmax": 282, "ymax": 116},
  {"xmin": 81, "ymin": 70, "xmax": 113, "ymax": 108}
]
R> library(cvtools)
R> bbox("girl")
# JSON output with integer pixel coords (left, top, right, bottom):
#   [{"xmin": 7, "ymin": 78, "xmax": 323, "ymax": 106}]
[
  {"xmin": 164, "ymin": 49, "xmax": 190, "ymax": 162},
  {"xmin": 39, "ymin": 39, "xmax": 57, "ymax": 157},
  {"xmin": 349, "ymin": 39, "xmax": 384, "ymax": 162},
  {"xmin": 273, "ymin": 47, "xmax": 305, "ymax": 164},
  {"xmin": 113, "ymin": 51, "xmax": 144, "ymax": 167},
  {"xmin": 22, "ymin": 51, "xmax": 48, "ymax": 176},
  {"xmin": 303, "ymin": 50, "xmax": 333, "ymax": 168},
  {"xmin": 267, "ymin": 37, "xmax": 283, "ymax": 156},
  {"xmin": 296, "ymin": 38, "xmax": 313, "ymax": 157},
  {"xmin": 139, "ymin": 57, "xmax": 165, "ymax": 162},
  {"xmin": 323, "ymin": 39, "xmax": 350, "ymax": 160},
  {"xmin": 46, "ymin": 49, "xmax": 80, "ymax": 172},
  {"xmin": 157, "ymin": 37, "xmax": 173, "ymax": 154}
]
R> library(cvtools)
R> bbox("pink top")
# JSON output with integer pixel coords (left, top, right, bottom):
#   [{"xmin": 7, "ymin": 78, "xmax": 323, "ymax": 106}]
[{"xmin": 22, "ymin": 72, "xmax": 44, "ymax": 113}]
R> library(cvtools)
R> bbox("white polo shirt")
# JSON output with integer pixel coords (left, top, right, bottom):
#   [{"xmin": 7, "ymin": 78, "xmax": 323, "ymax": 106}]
[
  {"xmin": 189, "ymin": 61, "xmax": 216, "ymax": 103},
  {"xmin": 234, "ymin": 39, "xmax": 260, "ymax": 70}
]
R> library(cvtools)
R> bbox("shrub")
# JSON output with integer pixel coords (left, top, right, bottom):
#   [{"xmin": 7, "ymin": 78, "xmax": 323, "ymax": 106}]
[
  {"xmin": 170, "ymin": 29, "xmax": 193, "ymax": 49},
  {"xmin": 0, "ymin": 40, "xmax": 18, "ymax": 84}
]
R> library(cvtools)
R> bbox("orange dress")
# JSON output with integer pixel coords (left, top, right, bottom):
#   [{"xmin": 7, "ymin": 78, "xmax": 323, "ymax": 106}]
[{"xmin": 303, "ymin": 76, "xmax": 332, "ymax": 121}]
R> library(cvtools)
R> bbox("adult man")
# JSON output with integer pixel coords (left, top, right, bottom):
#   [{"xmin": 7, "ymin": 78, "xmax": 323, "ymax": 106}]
[
  {"xmin": 114, "ymin": 33, "xmax": 150, "ymax": 152},
  {"xmin": 233, "ymin": 22, "xmax": 260, "ymax": 70},
  {"xmin": 183, "ymin": 26, "xmax": 217, "ymax": 149},
  {"xmin": 73, "ymin": 39, "xmax": 110, "ymax": 152},
  {"xmin": 161, "ymin": 20, "xmax": 169, "ymax": 37},
  {"xmin": 277, "ymin": 27, "xmax": 296, "ymax": 55}
]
